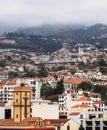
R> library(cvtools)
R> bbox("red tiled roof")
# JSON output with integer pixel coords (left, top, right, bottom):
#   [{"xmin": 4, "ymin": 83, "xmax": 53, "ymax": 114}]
[
  {"xmin": 69, "ymin": 112, "xmax": 80, "ymax": 116},
  {"xmin": 0, "ymin": 103, "xmax": 5, "ymax": 107},
  {"xmin": 71, "ymin": 104, "xmax": 92, "ymax": 108},
  {"xmin": 0, "ymin": 71, "xmax": 8, "ymax": 75},
  {"xmin": 73, "ymin": 96, "xmax": 89, "ymax": 101},
  {"xmin": 94, "ymin": 101, "xmax": 103, "ymax": 104},
  {"xmin": 46, "ymin": 119, "xmax": 69, "ymax": 125},
  {"xmin": 63, "ymin": 79, "xmax": 87, "ymax": 85},
  {"xmin": 0, "ymin": 117, "xmax": 51, "ymax": 127}
]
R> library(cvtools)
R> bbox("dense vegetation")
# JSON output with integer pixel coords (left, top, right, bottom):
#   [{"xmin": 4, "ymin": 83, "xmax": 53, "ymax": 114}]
[
  {"xmin": 1, "ymin": 33, "xmax": 63, "ymax": 53},
  {"xmin": 0, "ymin": 24, "xmax": 107, "ymax": 53},
  {"xmin": 41, "ymin": 79, "xmax": 64, "ymax": 102}
]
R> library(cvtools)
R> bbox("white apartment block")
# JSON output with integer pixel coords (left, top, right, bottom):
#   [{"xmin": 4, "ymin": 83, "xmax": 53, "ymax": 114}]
[
  {"xmin": 58, "ymin": 88, "xmax": 102, "ymax": 118},
  {"xmin": 0, "ymin": 78, "xmax": 42, "ymax": 103}
]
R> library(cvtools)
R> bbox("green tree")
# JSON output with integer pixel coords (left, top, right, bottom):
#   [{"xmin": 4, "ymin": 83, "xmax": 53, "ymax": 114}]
[
  {"xmin": 0, "ymin": 60, "xmax": 6, "ymax": 67},
  {"xmin": 79, "ymin": 124, "xmax": 84, "ymax": 130},
  {"xmin": 37, "ymin": 63, "xmax": 48, "ymax": 78},
  {"xmin": 9, "ymin": 71, "xmax": 19, "ymax": 79},
  {"xmin": 100, "ymin": 66, "xmax": 107, "ymax": 74},
  {"xmin": 93, "ymin": 85, "xmax": 107, "ymax": 100},
  {"xmin": 55, "ymin": 79, "xmax": 64, "ymax": 94},
  {"xmin": 77, "ymin": 81, "xmax": 92, "ymax": 91},
  {"xmin": 99, "ymin": 59, "xmax": 107, "ymax": 66},
  {"xmin": 41, "ymin": 83, "xmax": 54, "ymax": 99}
]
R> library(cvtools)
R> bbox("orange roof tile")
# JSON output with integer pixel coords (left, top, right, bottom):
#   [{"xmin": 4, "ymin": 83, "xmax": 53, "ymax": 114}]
[
  {"xmin": 69, "ymin": 112, "xmax": 80, "ymax": 116},
  {"xmin": 73, "ymin": 96, "xmax": 89, "ymax": 101},
  {"xmin": 71, "ymin": 104, "xmax": 92, "ymax": 108},
  {"xmin": 63, "ymin": 79, "xmax": 87, "ymax": 85},
  {"xmin": 0, "ymin": 103, "xmax": 5, "ymax": 107},
  {"xmin": 0, "ymin": 117, "xmax": 51, "ymax": 127},
  {"xmin": 14, "ymin": 86, "xmax": 30, "ymax": 91},
  {"xmin": 46, "ymin": 119, "xmax": 69, "ymax": 125},
  {"xmin": 94, "ymin": 101, "xmax": 103, "ymax": 104},
  {"xmin": 6, "ymin": 80, "xmax": 16, "ymax": 85}
]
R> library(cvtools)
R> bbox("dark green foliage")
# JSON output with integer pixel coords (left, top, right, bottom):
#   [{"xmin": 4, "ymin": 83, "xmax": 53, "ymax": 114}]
[
  {"xmin": 4, "ymin": 33, "xmax": 62, "ymax": 53},
  {"xmin": 37, "ymin": 63, "xmax": 48, "ymax": 78},
  {"xmin": 25, "ymin": 70, "xmax": 37, "ymax": 78},
  {"xmin": 100, "ymin": 66, "xmax": 107, "ymax": 74},
  {"xmin": 41, "ymin": 83, "xmax": 54, "ymax": 99},
  {"xmin": 55, "ymin": 79, "xmax": 64, "ymax": 94},
  {"xmin": 79, "ymin": 124, "xmax": 84, "ymax": 130},
  {"xmin": 41, "ymin": 79, "xmax": 64, "ymax": 101},
  {"xmin": 77, "ymin": 81, "xmax": 92, "ymax": 91},
  {"xmin": 93, "ymin": 85, "xmax": 107, "ymax": 100},
  {"xmin": 0, "ymin": 60, "xmax": 6, "ymax": 67},
  {"xmin": 9, "ymin": 71, "xmax": 19, "ymax": 79},
  {"xmin": 99, "ymin": 59, "xmax": 107, "ymax": 66},
  {"xmin": 69, "ymin": 68, "xmax": 76, "ymax": 74}
]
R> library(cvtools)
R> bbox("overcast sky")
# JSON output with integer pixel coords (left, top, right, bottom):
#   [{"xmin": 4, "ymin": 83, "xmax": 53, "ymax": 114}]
[{"xmin": 0, "ymin": 0, "xmax": 107, "ymax": 27}]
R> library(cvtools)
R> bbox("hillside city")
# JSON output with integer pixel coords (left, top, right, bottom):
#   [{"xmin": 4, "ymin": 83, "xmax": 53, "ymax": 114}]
[{"xmin": 0, "ymin": 28, "xmax": 107, "ymax": 130}]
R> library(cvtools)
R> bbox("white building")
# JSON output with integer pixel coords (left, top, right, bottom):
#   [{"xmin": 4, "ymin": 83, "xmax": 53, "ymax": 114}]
[
  {"xmin": 31, "ymin": 99, "xmax": 59, "ymax": 119},
  {"xmin": 58, "ymin": 88, "xmax": 102, "ymax": 118},
  {"xmin": 0, "ymin": 78, "xmax": 42, "ymax": 103},
  {"xmin": 0, "ymin": 102, "xmax": 12, "ymax": 119}
]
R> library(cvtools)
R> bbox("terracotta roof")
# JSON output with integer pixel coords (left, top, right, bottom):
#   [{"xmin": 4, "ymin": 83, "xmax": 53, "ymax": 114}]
[
  {"xmin": 0, "ymin": 71, "xmax": 8, "ymax": 75},
  {"xmin": 94, "ymin": 101, "xmax": 103, "ymax": 104},
  {"xmin": 46, "ymin": 119, "xmax": 69, "ymax": 125},
  {"xmin": 0, "ymin": 103, "xmax": 5, "ymax": 107},
  {"xmin": 63, "ymin": 79, "xmax": 87, "ymax": 85},
  {"xmin": 6, "ymin": 80, "xmax": 16, "ymax": 85},
  {"xmin": 24, "ymin": 117, "xmax": 42, "ymax": 122},
  {"xmin": 71, "ymin": 104, "xmax": 92, "ymax": 108},
  {"xmin": 0, "ymin": 117, "xmax": 50, "ymax": 127},
  {"xmin": 0, "ymin": 119, "xmax": 24, "ymax": 126},
  {"xmin": 14, "ymin": 86, "xmax": 31, "ymax": 91},
  {"xmin": 73, "ymin": 96, "xmax": 89, "ymax": 101},
  {"xmin": 69, "ymin": 112, "xmax": 80, "ymax": 116}
]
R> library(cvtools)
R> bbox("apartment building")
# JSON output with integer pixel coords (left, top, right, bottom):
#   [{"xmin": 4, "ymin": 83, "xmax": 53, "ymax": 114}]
[
  {"xmin": 58, "ymin": 88, "xmax": 102, "ymax": 118},
  {"xmin": 0, "ymin": 78, "xmax": 42, "ymax": 103}
]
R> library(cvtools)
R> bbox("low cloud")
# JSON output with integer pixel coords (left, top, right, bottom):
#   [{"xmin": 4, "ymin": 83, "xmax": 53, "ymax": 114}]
[{"xmin": 0, "ymin": 0, "xmax": 107, "ymax": 27}]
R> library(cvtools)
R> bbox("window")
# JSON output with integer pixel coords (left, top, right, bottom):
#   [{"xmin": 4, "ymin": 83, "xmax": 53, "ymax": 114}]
[
  {"xmin": 99, "ymin": 114, "xmax": 103, "ymax": 118},
  {"xmin": 25, "ymin": 92, "xmax": 27, "ymax": 96},
  {"xmin": 16, "ymin": 99, "xmax": 18, "ymax": 102},
  {"xmin": 25, "ymin": 114, "xmax": 27, "ymax": 118},
  {"xmin": 80, "ymin": 114, "xmax": 83, "ymax": 119},
  {"xmin": 16, "ymin": 92, "xmax": 18, "ymax": 95},
  {"xmin": 16, "ymin": 114, "xmax": 18, "ymax": 118},
  {"xmin": 67, "ymin": 125, "xmax": 70, "ymax": 130}
]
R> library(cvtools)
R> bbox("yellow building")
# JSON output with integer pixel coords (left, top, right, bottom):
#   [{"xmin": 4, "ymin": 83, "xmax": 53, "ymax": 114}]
[{"xmin": 13, "ymin": 85, "xmax": 31, "ymax": 122}]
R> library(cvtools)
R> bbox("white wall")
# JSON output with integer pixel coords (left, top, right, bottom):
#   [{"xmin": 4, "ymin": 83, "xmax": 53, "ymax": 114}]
[
  {"xmin": 31, "ymin": 100, "xmax": 59, "ymax": 119},
  {"xmin": 0, "ymin": 107, "xmax": 5, "ymax": 119}
]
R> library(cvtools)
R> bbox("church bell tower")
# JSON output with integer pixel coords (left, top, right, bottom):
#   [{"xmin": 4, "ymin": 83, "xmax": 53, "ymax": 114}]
[{"xmin": 13, "ymin": 85, "xmax": 31, "ymax": 122}]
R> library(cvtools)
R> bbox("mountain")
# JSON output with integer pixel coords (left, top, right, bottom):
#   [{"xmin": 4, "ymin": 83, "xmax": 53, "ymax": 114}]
[
  {"xmin": 16, "ymin": 24, "xmax": 107, "ymax": 40},
  {"xmin": 0, "ymin": 23, "xmax": 107, "ymax": 53},
  {"xmin": 16, "ymin": 24, "xmax": 85, "ymax": 36}
]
